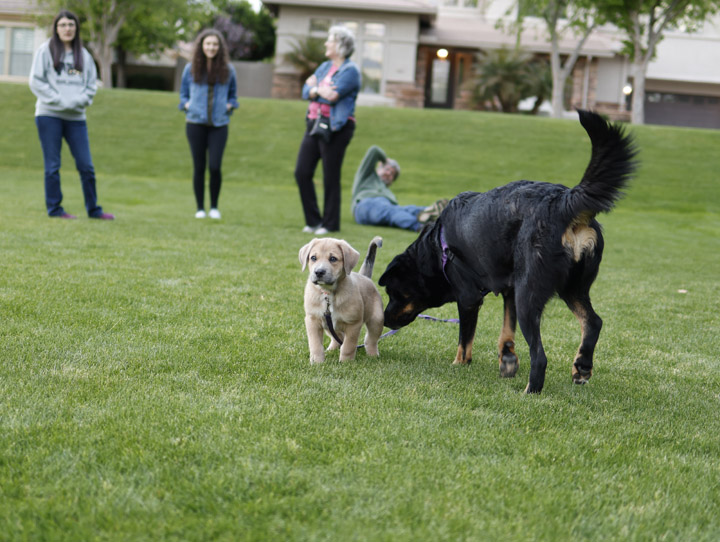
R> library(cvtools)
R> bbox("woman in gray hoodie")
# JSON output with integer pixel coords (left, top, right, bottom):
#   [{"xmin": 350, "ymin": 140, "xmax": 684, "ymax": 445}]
[{"xmin": 29, "ymin": 10, "xmax": 113, "ymax": 220}]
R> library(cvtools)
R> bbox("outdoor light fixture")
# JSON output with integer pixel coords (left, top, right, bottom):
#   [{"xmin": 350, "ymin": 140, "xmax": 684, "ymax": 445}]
[
  {"xmin": 622, "ymin": 84, "xmax": 633, "ymax": 95},
  {"xmin": 437, "ymin": 48, "xmax": 449, "ymax": 60}
]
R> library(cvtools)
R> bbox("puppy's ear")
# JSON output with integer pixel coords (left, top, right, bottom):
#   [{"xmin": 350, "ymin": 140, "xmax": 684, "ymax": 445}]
[
  {"xmin": 338, "ymin": 240, "xmax": 360, "ymax": 275},
  {"xmin": 299, "ymin": 239, "xmax": 317, "ymax": 271}
]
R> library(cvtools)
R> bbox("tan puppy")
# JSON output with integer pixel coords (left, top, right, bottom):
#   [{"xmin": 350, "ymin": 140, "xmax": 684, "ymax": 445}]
[{"xmin": 299, "ymin": 237, "xmax": 384, "ymax": 363}]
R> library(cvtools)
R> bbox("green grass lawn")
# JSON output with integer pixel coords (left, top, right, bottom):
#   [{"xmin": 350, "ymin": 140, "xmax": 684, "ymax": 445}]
[{"xmin": 1, "ymin": 81, "xmax": 719, "ymax": 541}]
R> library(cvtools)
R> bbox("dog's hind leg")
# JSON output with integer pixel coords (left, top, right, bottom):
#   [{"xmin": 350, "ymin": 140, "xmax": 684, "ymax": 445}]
[
  {"xmin": 516, "ymin": 289, "xmax": 551, "ymax": 393},
  {"xmin": 561, "ymin": 294, "xmax": 602, "ymax": 385},
  {"xmin": 453, "ymin": 301, "xmax": 482, "ymax": 365},
  {"xmin": 498, "ymin": 291, "xmax": 519, "ymax": 378}
]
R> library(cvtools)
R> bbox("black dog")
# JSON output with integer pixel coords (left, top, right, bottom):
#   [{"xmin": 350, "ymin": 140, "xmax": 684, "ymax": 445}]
[{"xmin": 379, "ymin": 110, "xmax": 637, "ymax": 394}]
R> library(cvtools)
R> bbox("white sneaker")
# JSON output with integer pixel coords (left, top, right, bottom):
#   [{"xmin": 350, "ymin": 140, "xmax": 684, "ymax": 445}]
[
  {"xmin": 209, "ymin": 208, "xmax": 221, "ymax": 219},
  {"xmin": 302, "ymin": 225, "xmax": 316, "ymax": 233},
  {"xmin": 314, "ymin": 227, "xmax": 329, "ymax": 235},
  {"xmin": 195, "ymin": 210, "xmax": 206, "ymax": 219}
]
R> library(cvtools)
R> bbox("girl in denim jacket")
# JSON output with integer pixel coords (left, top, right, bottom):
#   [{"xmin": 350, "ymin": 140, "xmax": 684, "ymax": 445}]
[
  {"xmin": 295, "ymin": 26, "xmax": 361, "ymax": 234},
  {"xmin": 179, "ymin": 29, "xmax": 239, "ymax": 219}
]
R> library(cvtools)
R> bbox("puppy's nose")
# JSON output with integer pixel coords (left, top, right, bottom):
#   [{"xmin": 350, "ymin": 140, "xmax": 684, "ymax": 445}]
[{"xmin": 314, "ymin": 268, "xmax": 326, "ymax": 278}]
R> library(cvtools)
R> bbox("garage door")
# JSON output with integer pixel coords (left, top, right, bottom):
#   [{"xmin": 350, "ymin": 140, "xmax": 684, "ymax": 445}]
[{"xmin": 645, "ymin": 92, "xmax": 720, "ymax": 129}]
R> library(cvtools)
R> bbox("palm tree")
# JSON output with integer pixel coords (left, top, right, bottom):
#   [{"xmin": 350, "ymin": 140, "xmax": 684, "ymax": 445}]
[
  {"xmin": 469, "ymin": 47, "xmax": 549, "ymax": 113},
  {"xmin": 283, "ymin": 37, "xmax": 326, "ymax": 82}
]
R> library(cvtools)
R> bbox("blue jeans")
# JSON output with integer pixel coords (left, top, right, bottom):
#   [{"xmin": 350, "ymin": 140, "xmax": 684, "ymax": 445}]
[
  {"xmin": 354, "ymin": 197, "xmax": 424, "ymax": 231},
  {"xmin": 35, "ymin": 116, "xmax": 103, "ymax": 217}
]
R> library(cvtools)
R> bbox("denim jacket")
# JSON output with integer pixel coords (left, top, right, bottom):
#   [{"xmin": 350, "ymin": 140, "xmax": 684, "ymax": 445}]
[
  {"xmin": 178, "ymin": 63, "xmax": 239, "ymax": 126},
  {"xmin": 302, "ymin": 59, "xmax": 361, "ymax": 131}
]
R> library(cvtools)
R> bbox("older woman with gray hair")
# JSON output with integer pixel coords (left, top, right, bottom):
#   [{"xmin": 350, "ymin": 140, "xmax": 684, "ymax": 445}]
[{"xmin": 295, "ymin": 25, "xmax": 361, "ymax": 235}]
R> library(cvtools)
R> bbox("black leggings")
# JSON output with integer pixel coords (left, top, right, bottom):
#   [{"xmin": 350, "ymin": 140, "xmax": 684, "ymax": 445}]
[
  {"xmin": 294, "ymin": 119, "xmax": 355, "ymax": 231},
  {"xmin": 186, "ymin": 123, "xmax": 228, "ymax": 210}
]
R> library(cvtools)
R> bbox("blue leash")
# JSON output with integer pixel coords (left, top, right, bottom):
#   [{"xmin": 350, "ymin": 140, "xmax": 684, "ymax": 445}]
[{"xmin": 357, "ymin": 313, "xmax": 458, "ymax": 349}]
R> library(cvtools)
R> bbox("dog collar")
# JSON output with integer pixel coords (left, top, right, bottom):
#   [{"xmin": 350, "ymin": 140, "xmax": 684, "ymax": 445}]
[
  {"xmin": 320, "ymin": 291, "xmax": 344, "ymax": 346},
  {"xmin": 439, "ymin": 226, "xmax": 452, "ymax": 283}
]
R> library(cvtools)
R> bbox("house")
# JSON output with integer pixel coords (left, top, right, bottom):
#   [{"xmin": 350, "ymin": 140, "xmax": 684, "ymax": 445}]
[
  {"xmin": 5, "ymin": 0, "xmax": 719, "ymax": 128},
  {"xmin": 264, "ymin": 0, "xmax": 720, "ymax": 129}
]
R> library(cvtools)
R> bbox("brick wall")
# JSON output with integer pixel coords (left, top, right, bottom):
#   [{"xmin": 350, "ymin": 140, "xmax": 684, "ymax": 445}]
[{"xmin": 271, "ymin": 72, "xmax": 302, "ymax": 100}]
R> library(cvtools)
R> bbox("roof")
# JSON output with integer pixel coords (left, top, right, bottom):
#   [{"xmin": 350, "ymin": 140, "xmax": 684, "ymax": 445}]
[
  {"xmin": 263, "ymin": 0, "xmax": 436, "ymax": 17},
  {"xmin": 420, "ymin": 13, "xmax": 621, "ymax": 57},
  {"xmin": 0, "ymin": 0, "xmax": 39, "ymax": 15}
]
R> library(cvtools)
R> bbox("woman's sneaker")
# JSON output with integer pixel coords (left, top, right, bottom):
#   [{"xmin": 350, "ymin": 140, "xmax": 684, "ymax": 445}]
[
  {"xmin": 195, "ymin": 210, "xmax": 207, "ymax": 219},
  {"xmin": 209, "ymin": 208, "xmax": 221, "ymax": 219}
]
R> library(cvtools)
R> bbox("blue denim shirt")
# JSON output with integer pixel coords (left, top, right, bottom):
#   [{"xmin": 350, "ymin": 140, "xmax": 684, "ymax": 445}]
[
  {"xmin": 179, "ymin": 63, "xmax": 239, "ymax": 126},
  {"xmin": 302, "ymin": 59, "xmax": 361, "ymax": 131}
]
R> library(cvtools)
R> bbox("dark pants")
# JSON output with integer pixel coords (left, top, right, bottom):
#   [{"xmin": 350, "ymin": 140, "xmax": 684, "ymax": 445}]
[
  {"xmin": 35, "ymin": 116, "xmax": 103, "ymax": 217},
  {"xmin": 186, "ymin": 123, "xmax": 229, "ymax": 210},
  {"xmin": 294, "ymin": 119, "xmax": 355, "ymax": 231}
]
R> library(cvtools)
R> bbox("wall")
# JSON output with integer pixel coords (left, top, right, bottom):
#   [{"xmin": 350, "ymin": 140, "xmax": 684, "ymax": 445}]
[{"xmin": 174, "ymin": 58, "xmax": 273, "ymax": 98}]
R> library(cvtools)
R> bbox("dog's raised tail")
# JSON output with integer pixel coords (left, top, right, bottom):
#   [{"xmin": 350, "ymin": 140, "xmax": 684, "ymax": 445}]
[
  {"xmin": 358, "ymin": 236, "xmax": 383, "ymax": 278},
  {"xmin": 569, "ymin": 110, "xmax": 638, "ymax": 217}
]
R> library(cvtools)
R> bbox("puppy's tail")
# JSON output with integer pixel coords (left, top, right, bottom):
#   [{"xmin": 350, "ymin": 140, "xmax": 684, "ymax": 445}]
[
  {"xmin": 358, "ymin": 236, "xmax": 383, "ymax": 279},
  {"xmin": 567, "ymin": 110, "xmax": 638, "ymax": 218}
]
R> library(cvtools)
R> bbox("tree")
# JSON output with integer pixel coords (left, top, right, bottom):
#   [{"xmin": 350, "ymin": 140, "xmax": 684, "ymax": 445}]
[
  {"xmin": 38, "ymin": 0, "xmax": 195, "ymax": 88},
  {"xmin": 208, "ymin": 0, "xmax": 276, "ymax": 61},
  {"xmin": 508, "ymin": 0, "xmax": 604, "ymax": 117},
  {"xmin": 115, "ymin": 1, "xmax": 199, "ymax": 87},
  {"xmin": 283, "ymin": 36, "xmax": 326, "ymax": 83},
  {"xmin": 469, "ymin": 47, "xmax": 550, "ymax": 113},
  {"xmin": 602, "ymin": 0, "xmax": 720, "ymax": 124}
]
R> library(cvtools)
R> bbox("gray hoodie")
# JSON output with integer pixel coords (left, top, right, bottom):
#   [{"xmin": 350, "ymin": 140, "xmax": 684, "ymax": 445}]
[{"xmin": 29, "ymin": 40, "xmax": 97, "ymax": 121}]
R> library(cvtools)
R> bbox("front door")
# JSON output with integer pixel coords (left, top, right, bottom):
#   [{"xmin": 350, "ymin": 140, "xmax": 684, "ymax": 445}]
[{"xmin": 425, "ymin": 50, "xmax": 455, "ymax": 108}]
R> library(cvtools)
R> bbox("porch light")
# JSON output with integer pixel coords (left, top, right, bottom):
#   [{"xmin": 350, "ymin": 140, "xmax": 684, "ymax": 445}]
[
  {"xmin": 622, "ymin": 84, "xmax": 633, "ymax": 95},
  {"xmin": 437, "ymin": 48, "xmax": 449, "ymax": 60}
]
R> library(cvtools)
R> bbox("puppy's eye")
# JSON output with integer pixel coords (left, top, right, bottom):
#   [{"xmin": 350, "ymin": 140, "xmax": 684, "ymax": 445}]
[
  {"xmin": 329, "ymin": 256, "xmax": 338, "ymax": 262},
  {"xmin": 310, "ymin": 255, "xmax": 317, "ymax": 261}
]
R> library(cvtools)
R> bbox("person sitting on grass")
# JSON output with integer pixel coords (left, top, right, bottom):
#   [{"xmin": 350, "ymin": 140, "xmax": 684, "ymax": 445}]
[{"xmin": 351, "ymin": 145, "xmax": 448, "ymax": 232}]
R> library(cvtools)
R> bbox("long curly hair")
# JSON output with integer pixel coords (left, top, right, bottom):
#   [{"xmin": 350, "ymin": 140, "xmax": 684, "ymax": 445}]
[
  {"xmin": 49, "ymin": 10, "xmax": 84, "ymax": 74},
  {"xmin": 190, "ymin": 29, "xmax": 230, "ymax": 85}
]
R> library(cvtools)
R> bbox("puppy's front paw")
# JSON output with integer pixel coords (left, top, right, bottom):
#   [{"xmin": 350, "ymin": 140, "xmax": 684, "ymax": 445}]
[{"xmin": 309, "ymin": 353, "xmax": 325, "ymax": 364}]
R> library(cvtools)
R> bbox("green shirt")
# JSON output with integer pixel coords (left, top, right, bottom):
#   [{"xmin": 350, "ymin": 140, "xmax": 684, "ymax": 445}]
[{"xmin": 351, "ymin": 145, "xmax": 398, "ymax": 214}]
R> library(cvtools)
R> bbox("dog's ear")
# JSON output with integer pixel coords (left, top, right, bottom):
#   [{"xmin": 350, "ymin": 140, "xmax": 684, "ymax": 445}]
[
  {"xmin": 338, "ymin": 240, "xmax": 360, "ymax": 275},
  {"xmin": 299, "ymin": 239, "xmax": 317, "ymax": 271},
  {"xmin": 378, "ymin": 258, "xmax": 397, "ymax": 286}
]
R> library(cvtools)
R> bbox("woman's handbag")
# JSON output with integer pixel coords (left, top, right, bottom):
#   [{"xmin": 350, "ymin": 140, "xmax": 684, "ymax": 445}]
[{"xmin": 309, "ymin": 114, "xmax": 331, "ymax": 142}]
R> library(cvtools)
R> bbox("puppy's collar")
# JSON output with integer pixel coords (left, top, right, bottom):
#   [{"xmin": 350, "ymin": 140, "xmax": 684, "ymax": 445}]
[{"xmin": 319, "ymin": 289, "xmax": 344, "ymax": 346}]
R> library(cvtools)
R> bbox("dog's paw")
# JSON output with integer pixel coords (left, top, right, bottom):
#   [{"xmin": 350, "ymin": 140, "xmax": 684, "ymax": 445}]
[
  {"xmin": 499, "ymin": 342, "xmax": 519, "ymax": 378},
  {"xmin": 327, "ymin": 339, "xmax": 341, "ymax": 351},
  {"xmin": 524, "ymin": 382, "xmax": 542, "ymax": 394},
  {"xmin": 571, "ymin": 365, "xmax": 592, "ymax": 384},
  {"xmin": 309, "ymin": 354, "xmax": 325, "ymax": 364}
]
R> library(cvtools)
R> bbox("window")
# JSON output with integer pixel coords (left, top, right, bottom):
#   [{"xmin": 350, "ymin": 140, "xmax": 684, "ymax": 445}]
[
  {"xmin": 441, "ymin": 0, "xmax": 478, "ymax": 6},
  {"xmin": 0, "ymin": 28, "xmax": 5, "ymax": 74},
  {"xmin": 430, "ymin": 58, "xmax": 450, "ymax": 103},
  {"xmin": 336, "ymin": 21, "xmax": 359, "ymax": 36},
  {"xmin": 309, "ymin": 18, "xmax": 330, "ymax": 35},
  {"xmin": 0, "ymin": 25, "xmax": 34, "ymax": 78},
  {"xmin": 361, "ymin": 41, "xmax": 383, "ymax": 94},
  {"xmin": 364, "ymin": 23, "xmax": 385, "ymax": 38},
  {"xmin": 10, "ymin": 28, "xmax": 34, "ymax": 76}
]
